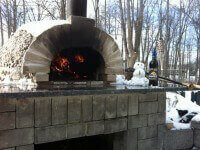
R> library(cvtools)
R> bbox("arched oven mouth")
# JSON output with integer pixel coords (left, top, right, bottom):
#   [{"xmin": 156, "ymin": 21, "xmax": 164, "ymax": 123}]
[{"xmin": 49, "ymin": 47, "xmax": 104, "ymax": 82}]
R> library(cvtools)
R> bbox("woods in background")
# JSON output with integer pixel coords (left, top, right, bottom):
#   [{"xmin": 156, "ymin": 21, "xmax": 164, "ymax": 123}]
[{"xmin": 0, "ymin": 0, "xmax": 199, "ymax": 83}]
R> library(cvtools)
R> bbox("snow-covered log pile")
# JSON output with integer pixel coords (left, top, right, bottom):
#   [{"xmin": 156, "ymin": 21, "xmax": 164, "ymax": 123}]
[
  {"xmin": 0, "ymin": 30, "xmax": 35, "ymax": 84},
  {"xmin": 0, "ymin": 20, "xmax": 67, "ymax": 86}
]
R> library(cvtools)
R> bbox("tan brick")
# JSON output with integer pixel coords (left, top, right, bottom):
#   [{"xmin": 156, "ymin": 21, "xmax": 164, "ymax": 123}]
[
  {"xmin": 139, "ymin": 102, "xmax": 158, "ymax": 114},
  {"xmin": 67, "ymin": 123, "xmax": 85, "ymax": 139},
  {"xmin": 86, "ymin": 121, "xmax": 104, "ymax": 136},
  {"xmin": 0, "ymin": 98, "xmax": 16, "ymax": 113},
  {"xmin": 128, "ymin": 94, "xmax": 139, "ymax": 115},
  {"xmin": 0, "ymin": 128, "xmax": 34, "ymax": 149},
  {"xmin": 138, "ymin": 125, "xmax": 158, "ymax": 140},
  {"xmin": 117, "ymin": 95, "xmax": 128, "ymax": 117},
  {"xmin": 0, "ymin": 112, "xmax": 15, "ymax": 130},
  {"xmin": 2, "ymin": 148, "xmax": 15, "ymax": 150},
  {"xmin": 35, "ymin": 125, "xmax": 66, "ymax": 144},
  {"xmin": 115, "ymin": 129, "xmax": 138, "ymax": 150},
  {"xmin": 93, "ymin": 95, "xmax": 105, "ymax": 121},
  {"xmin": 105, "ymin": 118, "xmax": 127, "ymax": 134},
  {"xmin": 139, "ymin": 93, "xmax": 157, "ymax": 102},
  {"xmin": 158, "ymin": 93, "xmax": 166, "ymax": 113},
  {"xmin": 35, "ymin": 73, "xmax": 49, "ymax": 82},
  {"xmin": 148, "ymin": 113, "xmax": 165, "ymax": 126},
  {"xmin": 16, "ymin": 144, "xmax": 34, "ymax": 150},
  {"xmin": 128, "ymin": 115, "xmax": 148, "ymax": 129},
  {"xmin": 68, "ymin": 96, "xmax": 81, "ymax": 123},
  {"xmin": 35, "ymin": 97, "xmax": 51, "ymax": 127},
  {"xmin": 52, "ymin": 97, "xmax": 67, "ymax": 125},
  {"xmin": 82, "ymin": 96, "xmax": 93, "ymax": 122},
  {"xmin": 138, "ymin": 138, "xmax": 158, "ymax": 150},
  {"xmin": 105, "ymin": 95, "xmax": 117, "ymax": 119},
  {"xmin": 16, "ymin": 98, "xmax": 34, "ymax": 128}
]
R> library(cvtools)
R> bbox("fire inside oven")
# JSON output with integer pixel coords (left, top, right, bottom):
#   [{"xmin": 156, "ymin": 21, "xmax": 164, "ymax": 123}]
[{"xmin": 49, "ymin": 48, "xmax": 104, "ymax": 81}]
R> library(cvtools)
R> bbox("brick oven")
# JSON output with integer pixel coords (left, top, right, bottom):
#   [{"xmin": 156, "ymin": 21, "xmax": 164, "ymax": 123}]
[
  {"xmin": 22, "ymin": 0, "xmax": 123, "ymax": 83},
  {"xmin": 0, "ymin": 0, "xmax": 176, "ymax": 150}
]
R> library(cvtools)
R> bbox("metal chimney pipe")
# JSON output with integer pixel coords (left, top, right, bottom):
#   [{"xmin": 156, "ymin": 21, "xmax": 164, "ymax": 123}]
[{"xmin": 67, "ymin": 0, "xmax": 87, "ymax": 17}]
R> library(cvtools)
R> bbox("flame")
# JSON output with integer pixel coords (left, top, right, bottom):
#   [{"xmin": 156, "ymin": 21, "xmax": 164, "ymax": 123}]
[
  {"xmin": 75, "ymin": 55, "xmax": 84, "ymax": 63},
  {"xmin": 51, "ymin": 54, "xmax": 69, "ymax": 73},
  {"xmin": 51, "ymin": 54, "xmax": 87, "ymax": 80}
]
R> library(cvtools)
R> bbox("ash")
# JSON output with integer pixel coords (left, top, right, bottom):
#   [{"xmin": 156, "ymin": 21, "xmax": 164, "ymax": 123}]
[{"xmin": 0, "ymin": 30, "xmax": 36, "ymax": 87}]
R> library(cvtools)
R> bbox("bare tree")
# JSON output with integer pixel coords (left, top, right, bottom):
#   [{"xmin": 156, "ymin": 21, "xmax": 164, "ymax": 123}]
[{"xmin": 0, "ymin": 2, "xmax": 4, "ymax": 46}]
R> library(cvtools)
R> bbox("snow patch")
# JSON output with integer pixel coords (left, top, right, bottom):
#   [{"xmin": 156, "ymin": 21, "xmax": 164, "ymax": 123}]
[
  {"xmin": 116, "ymin": 62, "xmax": 149, "ymax": 87},
  {"xmin": 18, "ymin": 20, "xmax": 67, "ymax": 37},
  {"xmin": 192, "ymin": 114, "xmax": 200, "ymax": 122},
  {"xmin": 166, "ymin": 92, "xmax": 200, "ymax": 130}
]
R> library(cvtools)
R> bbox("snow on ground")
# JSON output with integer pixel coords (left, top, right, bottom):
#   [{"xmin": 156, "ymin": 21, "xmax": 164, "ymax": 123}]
[
  {"xmin": 166, "ymin": 92, "xmax": 200, "ymax": 130},
  {"xmin": 18, "ymin": 20, "xmax": 67, "ymax": 37},
  {"xmin": 116, "ymin": 73, "xmax": 200, "ymax": 130},
  {"xmin": 192, "ymin": 114, "xmax": 200, "ymax": 122}
]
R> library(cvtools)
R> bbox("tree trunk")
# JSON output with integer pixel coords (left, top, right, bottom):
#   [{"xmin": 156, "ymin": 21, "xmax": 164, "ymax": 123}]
[
  {"xmin": 163, "ymin": 0, "xmax": 170, "ymax": 78},
  {"xmin": 23, "ymin": 0, "xmax": 26, "ymax": 24},
  {"xmin": 60, "ymin": 0, "xmax": 66, "ymax": 19},
  {"xmin": 118, "ymin": 0, "xmax": 128, "ymax": 58},
  {"xmin": 6, "ymin": 0, "xmax": 11, "ymax": 37},
  {"xmin": 13, "ymin": 0, "xmax": 17, "ymax": 32},
  {"xmin": 0, "ymin": 4, "xmax": 4, "ymax": 46}
]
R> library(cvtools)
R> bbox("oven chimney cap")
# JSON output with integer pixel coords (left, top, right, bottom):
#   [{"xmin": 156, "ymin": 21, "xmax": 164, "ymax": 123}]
[{"xmin": 67, "ymin": 0, "xmax": 87, "ymax": 17}]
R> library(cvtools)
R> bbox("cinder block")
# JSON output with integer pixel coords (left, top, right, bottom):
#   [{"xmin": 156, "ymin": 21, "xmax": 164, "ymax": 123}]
[
  {"xmin": 1, "ymin": 148, "xmax": 15, "ymax": 150},
  {"xmin": 148, "ymin": 113, "xmax": 165, "ymax": 126},
  {"xmin": 128, "ymin": 94, "xmax": 139, "ymax": 116},
  {"xmin": 105, "ymin": 95, "xmax": 117, "ymax": 119},
  {"xmin": 139, "ymin": 102, "xmax": 158, "ymax": 114},
  {"xmin": 86, "ymin": 121, "xmax": 104, "ymax": 136},
  {"xmin": 117, "ymin": 95, "xmax": 128, "ymax": 117},
  {"xmin": 157, "ymin": 125, "xmax": 168, "ymax": 149},
  {"xmin": 16, "ymin": 144, "xmax": 34, "ymax": 150},
  {"xmin": 194, "ymin": 129, "xmax": 200, "ymax": 148},
  {"xmin": 68, "ymin": 96, "xmax": 81, "ymax": 123},
  {"xmin": 35, "ymin": 73, "xmax": 49, "ymax": 82},
  {"xmin": 105, "ymin": 118, "xmax": 127, "ymax": 134},
  {"xmin": 138, "ymin": 138, "xmax": 158, "ymax": 150},
  {"xmin": 128, "ymin": 115, "xmax": 147, "ymax": 129},
  {"xmin": 157, "ymin": 92, "xmax": 166, "ymax": 101},
  {"xmin": 0, "ymin": 128, "xmax": 34, "ymax": 149},
  {"xmin": 82, "ymin": 96, "xmax": 93, "ymax": 122},
  {"xmin": 16, "ymin": 98, "xmax": 34, "ymax": 128},
  {"xmin": 52, "ymin": 97, "xmax": 67, "ymax": 125},
  {"xmin": 139, "ymin": 93, "xmax": 157, "ymax": 102},
  {"xmin": 105, "ymin": 75, "xmax": 116, "ymax": 82},
  {"xmin": 138, "ymin": 125, "xmax": 158, "ymax": 140},
  {"xmin": 67, "ymin": 123, "xmax": 85, "ymax": 139},
  {"xmin": 158, "ymin": 93, "xmax": 166, "ymax": 113},
  {"xmin": 35, "ymin": 125, "xmax": 66, "ymax": 144},
  {"xmin": 191, "ymin": 121, "xmax": 200, "ymax": 129},
  {"xmin": 113, "ymin": 129, "xmax": 138, "ymax": 150},
  {"xmin": 124, "ymin": 129, "xmax": 138, "ymax": 150},
  {"xmin": 0, "ymin": 98, "xmax": 16, "ymax": 112},
  {"xmin": 35, "ymin": 97, "xmax": 51, "ymax": 127},
  {"xmin": 93, "ymin": 95, "xmax": 105, "ymax": 121},
  {"xmin": 0, "ymin": 112, "xmax": 15, "ymax": 130},
  {"xmin": 163, "ymin": 129, "xmax": 193, "ymax": 150}
]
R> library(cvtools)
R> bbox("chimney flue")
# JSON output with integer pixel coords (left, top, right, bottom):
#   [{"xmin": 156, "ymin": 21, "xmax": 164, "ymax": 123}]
[{"xmin": 67, "ymin": 0, "xmax": 87, "ymax": 17}]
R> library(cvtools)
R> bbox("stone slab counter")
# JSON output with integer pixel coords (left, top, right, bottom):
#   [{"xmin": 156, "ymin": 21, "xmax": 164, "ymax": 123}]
[
  {"xmin": 0, "ymin": 85, "xmax": 187, "ymax": 150},
  {"xmin": 0, "ymin": 85, "xmax": 187, "ymax": 98}
]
